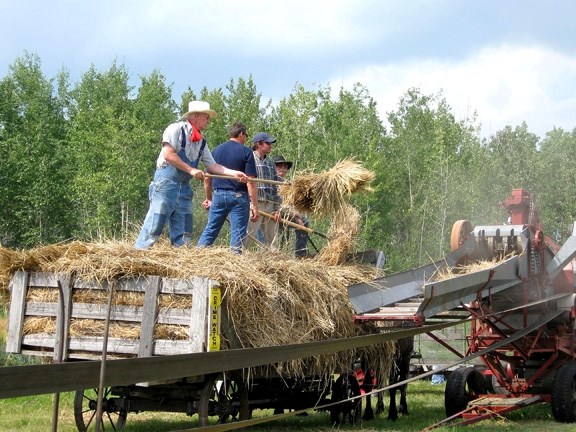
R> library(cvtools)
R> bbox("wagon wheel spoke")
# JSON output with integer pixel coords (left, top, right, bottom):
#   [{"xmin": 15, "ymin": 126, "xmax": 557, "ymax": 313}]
[
  {"xmin": 74, "ymin": 387, "xmax": 127, "ymax": 431},
  {"xmin": 198, "ymin": 371, "xmax": 249, "ymax": 427}
]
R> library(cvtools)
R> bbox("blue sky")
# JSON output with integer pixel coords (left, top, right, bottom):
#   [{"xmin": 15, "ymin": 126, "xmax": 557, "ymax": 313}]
[{"xmin": 1, "ymin": 0, "xmax": 575, "ymax": 139}]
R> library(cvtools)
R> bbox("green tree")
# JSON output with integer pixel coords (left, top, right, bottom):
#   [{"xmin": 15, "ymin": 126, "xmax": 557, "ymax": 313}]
[
  {"xmin": 67, "ymin": 62, "xmax": 176, "ymax": 240},
  {"xmin": 481, "ymin": 122, "xmax": 540, "ymax": 217},
  {"xmin": 383, "ymin": 88, "xmax": 478, "ymax": 269},
  {"xmin": 536, "ymin": 127, "xmax": 576, "ymax": 242},
  {"xmin": 0, "ymin": 53, "xmax": 72, "ymax": 247}
]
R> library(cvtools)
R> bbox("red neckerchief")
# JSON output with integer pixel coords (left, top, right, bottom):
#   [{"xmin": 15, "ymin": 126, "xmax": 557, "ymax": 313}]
[{"xmin": 188, "ymin": 121, "xmax": 203, "ymax": 142}]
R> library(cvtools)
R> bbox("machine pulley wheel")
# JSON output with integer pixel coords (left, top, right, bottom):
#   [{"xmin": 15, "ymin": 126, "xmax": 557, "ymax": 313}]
[
  {"xmin": 73, "ymin": 387, "xmax": 127, "ymax": 431},
  {"xmin": 551, "ymin": 360, "xmax": 576, "ymax": 422},
  {"xmin": 444, "ymin": 366, "xmax": 486, "ymax": 417},
  {"xmin": 198, "ymin": 370, "xmax": 249, "ymax": 426},
  {"xmin": 450, "ymin": 220, "xmax": 473, "ymax": 252},
  {"xmin": 330, "ymin": 374, "xmax": 362, "ymax": 426}
]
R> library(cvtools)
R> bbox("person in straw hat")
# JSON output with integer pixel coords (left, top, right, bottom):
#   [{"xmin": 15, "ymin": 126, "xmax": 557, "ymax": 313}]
[
  {"xmin": 243, "ymin": 132, "xmax": 283, "ymax": 251},
  {"xmin": 135, "ymin": 101, "xmax": 248, "ymax": 249}
]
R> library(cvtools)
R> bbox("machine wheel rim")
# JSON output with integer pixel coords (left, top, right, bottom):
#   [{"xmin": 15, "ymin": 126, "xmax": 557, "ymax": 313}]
[{"xmin": 450, "ymin": 220, "xmax": 473, "ymax": 252}]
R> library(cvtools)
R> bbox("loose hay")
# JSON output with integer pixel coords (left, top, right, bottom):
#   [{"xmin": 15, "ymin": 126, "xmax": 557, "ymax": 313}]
[
  {"xmin": 3, "ymin": 241, "xmax": 394, "ymax": 381},
  {"xmin": 23, "ymin": 317, "xmax": 189, "ymax": 340},
  {"xmin": 431, "ymin": 254, "xmax": 516, "ymax": 282},
  {"xmin": 317, "ymin": 205, "xmax": 362, "ymax": 266}
]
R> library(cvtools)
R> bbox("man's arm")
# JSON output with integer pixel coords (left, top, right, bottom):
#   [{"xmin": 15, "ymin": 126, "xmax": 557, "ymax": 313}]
[
  {"xmin": 162, "ymin": 144, "xmax": 204, "ymax": 180},
  {"xmin": 207, "ymin": 162, "xmax": 247, "ymax": 182},
  {"xmin": 202, "ymin": 176, "xmax": 213, "ymax": 210},
  {"xmin": 247, "ymin": 180, "xmax": 259, "ymax": 222}
]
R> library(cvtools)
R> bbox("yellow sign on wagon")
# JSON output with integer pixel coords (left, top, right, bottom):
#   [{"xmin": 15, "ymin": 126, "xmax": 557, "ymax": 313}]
[{"xmin": 209, "ymin": 286, "xmax": 221, "ymax": 351}]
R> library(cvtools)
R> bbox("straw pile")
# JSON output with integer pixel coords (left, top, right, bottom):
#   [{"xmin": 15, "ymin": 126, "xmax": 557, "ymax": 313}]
[
  {"xmin": 0, "ymin": 160, "xmax": 387, "ymax": 377},
  {"xmin": 0, "ymin": 241, "xmax": 394, "ymax": 380}
]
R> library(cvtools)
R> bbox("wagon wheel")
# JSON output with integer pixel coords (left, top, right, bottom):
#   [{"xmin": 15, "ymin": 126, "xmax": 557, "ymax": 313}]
[
  {"xmin": 198, "ymin": 371, "xmax": 249, "ymax": 426},
  {"xmin": 444, "ymin": 367, "xmax": 486, "ymax": 417},
  {"xmin": 450, "ymin": 220, "xmax": 473, "ymax": 251},
  {"xmin": 552, "ymin": 361, "xmax": 576, "ymax": 422},
  {"xmin": 330, "ymin": 374, "xmax": 362, "ymax": 427},
  {"xmin": 74, "ymin": 387, "xmax": 127, "ymax": 431}
]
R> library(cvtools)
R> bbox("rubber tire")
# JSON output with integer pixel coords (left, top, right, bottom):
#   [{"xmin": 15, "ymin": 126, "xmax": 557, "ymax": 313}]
[
  {"xmin": 198, "ymin": 371, "xmax": 249, "ymax": 426},
  {"xmin": 73, "ymin": 387, "xmax": 127, "ymax": 432},
  {"xmin": 330, "ymin": 374, "xmax": 362, "ymax": 426},
  {"xmin": 445, "ymin": 367, "xmax": 486, "ymax": 417},
  {"xmin": 552, "ymin": 361, "xmax": 576, "ymax": 422}
]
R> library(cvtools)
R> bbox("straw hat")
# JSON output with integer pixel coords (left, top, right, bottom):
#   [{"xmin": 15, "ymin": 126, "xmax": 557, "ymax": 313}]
[{"xmin": 181, "ymin": 101, "xmax": 217, "ymax": 120}]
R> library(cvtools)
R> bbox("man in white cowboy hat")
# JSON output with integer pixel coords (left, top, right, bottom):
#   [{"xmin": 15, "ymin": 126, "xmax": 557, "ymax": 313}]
[{"xmin": 135, "ymin": 101, "xmax": 248, "ymax": 249}]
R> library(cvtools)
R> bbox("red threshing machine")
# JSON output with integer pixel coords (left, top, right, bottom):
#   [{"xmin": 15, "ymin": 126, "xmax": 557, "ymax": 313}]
[{"xmin": 348, "ymin": 189, "xmax": 576, "ymax": 425}]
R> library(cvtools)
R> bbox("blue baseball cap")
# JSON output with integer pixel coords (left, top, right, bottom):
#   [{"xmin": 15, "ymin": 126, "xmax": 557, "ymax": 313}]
[{"xmin": 252, "ymin": 132, "xmax": 277, "ymax": 144}]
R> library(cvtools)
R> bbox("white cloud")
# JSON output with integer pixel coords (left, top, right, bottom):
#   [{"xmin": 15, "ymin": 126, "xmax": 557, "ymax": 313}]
[
  {"xmin": 85, "ymin": 0, "xmax": 377, "ymax": 58},
  {"xmin": 333, "ymin": 45, "xmax": 576, "ymax": 138},
  {"xmin": 3, "ymin": 1, "xmax": 574, "ymax": 141}
]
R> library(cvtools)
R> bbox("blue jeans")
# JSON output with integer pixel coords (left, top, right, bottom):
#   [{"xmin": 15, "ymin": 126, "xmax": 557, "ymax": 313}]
[
  {"xmin": 135, "ymin": 169, "xmax": 193, "ymax": 249},
  {"xmin": 279, "ymin": 215, "xmax": 310, "ymax": 257},
  {"xmin": 197, "ymin": 189, "xmax": 250, "ymax": 253}
]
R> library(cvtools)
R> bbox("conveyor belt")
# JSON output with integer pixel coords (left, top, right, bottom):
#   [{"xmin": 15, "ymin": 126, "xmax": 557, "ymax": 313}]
[{"xmin": 347, "ymin": 236, "xmax": 477, "ymax": 314}]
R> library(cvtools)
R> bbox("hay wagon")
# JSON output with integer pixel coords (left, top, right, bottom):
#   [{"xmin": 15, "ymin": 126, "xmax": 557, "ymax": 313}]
[{"xmin": 5, "ymin": 266, "xmax": 374, "ymax": 430}]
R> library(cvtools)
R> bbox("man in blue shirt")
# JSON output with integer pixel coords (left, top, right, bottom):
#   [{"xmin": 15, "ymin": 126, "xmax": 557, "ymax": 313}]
[{"xmin": 197, "ymin": 122, "xmax": 259, "ymax": 253}]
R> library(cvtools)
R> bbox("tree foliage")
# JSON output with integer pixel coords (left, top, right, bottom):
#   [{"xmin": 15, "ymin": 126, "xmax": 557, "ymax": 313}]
[
  {"xmin": 2, "ymin": 54, "xmax": 576, "ymax": 273},
  {"xmin": 0, "ymin": 53, "xmax": 72, "ymax": 246}
]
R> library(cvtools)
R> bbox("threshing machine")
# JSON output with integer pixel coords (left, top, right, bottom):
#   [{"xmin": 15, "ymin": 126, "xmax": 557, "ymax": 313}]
[{"xmin": 348, "ymin": 189, "xmax": 576, "ymax": 425}]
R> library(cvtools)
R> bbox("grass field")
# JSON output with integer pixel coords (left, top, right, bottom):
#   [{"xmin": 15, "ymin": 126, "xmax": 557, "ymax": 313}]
[{"xmin": 0, "ymin": 380, "xmax": 570, "ymax": 432}]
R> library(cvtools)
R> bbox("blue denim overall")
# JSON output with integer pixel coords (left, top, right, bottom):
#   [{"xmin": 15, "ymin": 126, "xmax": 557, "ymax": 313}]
[{"xmin": 135, "ymin": 130, "xmax": 204, "ymax": 249}]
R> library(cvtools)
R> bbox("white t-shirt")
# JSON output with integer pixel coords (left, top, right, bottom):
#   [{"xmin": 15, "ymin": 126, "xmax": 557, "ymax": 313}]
[{"xmin": 156, "ymin": 121, "xmax": 216, "ymax": 169}]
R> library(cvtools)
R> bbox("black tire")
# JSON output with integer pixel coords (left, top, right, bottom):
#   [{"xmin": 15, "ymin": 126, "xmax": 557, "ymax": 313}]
[
  {"xmin": 198, "ymin": 371, "xmax": 249, "ymax": 426},
  {"xmin": 74, "ymin": 387, "xmax": 127, "ymax": 431},
  {"xmin": 445, "ymin": 367, "xmax": 486, "ymax": 417},
  {"xmin": 552, "ymin": 361, "xmax": 576, "ymax": 422},
  {"xmin": 330, "ymin": 374, "xmax": 362, "ymax": 426}
]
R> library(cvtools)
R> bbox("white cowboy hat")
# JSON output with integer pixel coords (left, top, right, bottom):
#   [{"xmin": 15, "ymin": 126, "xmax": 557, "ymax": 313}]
[{"xmin": 181, "ymin": 101, "xmax": 217, "ymax": 120}]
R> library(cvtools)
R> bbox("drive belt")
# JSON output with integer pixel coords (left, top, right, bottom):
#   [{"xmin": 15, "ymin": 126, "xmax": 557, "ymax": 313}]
[
  {"xmin": 0, "ymin": 293, "xmax": 569, "ymax": 401},
  {"xmin": 0, "ymin": 320, "xmax": 460, "ymax": 399}
]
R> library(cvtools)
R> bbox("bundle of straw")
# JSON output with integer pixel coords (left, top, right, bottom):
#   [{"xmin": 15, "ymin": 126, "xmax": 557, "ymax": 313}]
[{"xmin": 279, "ymin": 159, "xmax": 374, "ymax": 217}]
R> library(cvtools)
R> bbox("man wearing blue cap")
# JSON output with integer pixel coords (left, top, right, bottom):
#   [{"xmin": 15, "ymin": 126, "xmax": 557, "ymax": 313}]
[{"xmin": 244, "ymin": 132, "xmax": 282, "ymax": 250}]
